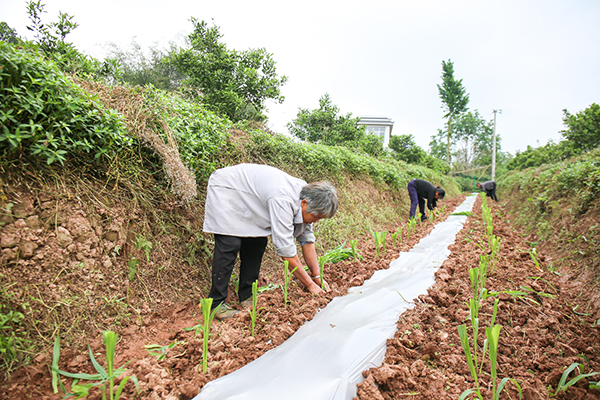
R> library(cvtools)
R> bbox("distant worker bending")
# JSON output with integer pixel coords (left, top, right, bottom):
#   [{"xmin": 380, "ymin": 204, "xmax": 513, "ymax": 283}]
[
  {"xmin": 407, "ymin": 179, "xmax": 445, "ymax": 222},
  {"xmin": 476, "ymin": 180, "xmax": 498, "ymax": 201},
  {"xmin": 203, "ymin": 163, "xmax": 338, "ymax": 320}
]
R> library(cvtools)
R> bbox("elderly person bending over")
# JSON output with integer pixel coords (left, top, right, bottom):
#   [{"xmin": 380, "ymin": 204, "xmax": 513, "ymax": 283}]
[{"xmin": 203, "ymin": 163, "xmax": 338, "ymax": 320}]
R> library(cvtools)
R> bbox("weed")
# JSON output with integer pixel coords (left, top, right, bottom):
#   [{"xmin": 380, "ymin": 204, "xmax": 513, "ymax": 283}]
[
  {"xmin": 127, "ymin": 258, "xmax": 138, "ymax": 282},
  {"xmin": 135, "ymin": 234, "xmax": 153, "ymax": 262}
]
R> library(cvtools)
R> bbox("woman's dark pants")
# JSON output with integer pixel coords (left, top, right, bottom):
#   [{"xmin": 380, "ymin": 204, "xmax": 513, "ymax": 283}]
[{"xmin": 208, "ymin": 234, "xmax": 268, "ymax": 308}]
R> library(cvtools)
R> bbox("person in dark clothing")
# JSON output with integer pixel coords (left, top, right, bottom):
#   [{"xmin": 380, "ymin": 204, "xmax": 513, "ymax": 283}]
[
  {"xmin": 407, "ymin": 179, "xmax": 445, "ymax": 221},
  {"xmin": 476, "ymin": 181, "xmax": 498, "ymax": 201}
]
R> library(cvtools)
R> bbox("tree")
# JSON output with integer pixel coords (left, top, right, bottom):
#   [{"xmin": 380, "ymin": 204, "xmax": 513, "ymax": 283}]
[
  {"xmin": 437, "ymin": 59, "xmax": 469, "ymax": 165},
  {"xmin": 287, "ymin": 94, "xmax": 384, "ymax": 157},
  {"xmin": 0, "ymin": 22, "xmax": 19, "ymax": 44},
  {"xmin": 26, "ymin": 0, "xmax": 78, "ymax": 54},
  {"xmin": 166, "ymin": 18, "xmax": 287, "ymax": 122},
  {"xmin": 561, "ymin": 103, "xmax": 600, "ymax": 152},
  {"xmin": 452, "ymin": 110, "xmax": 496, "ymax": 170},
  {"xmin": 506, "ymin": 140, "xmax": 576, "ymax": 171},
  {"xmin": 388, "ymin": 134, "xmax": 426, "ymax": 164},
  {"xmin": 21, "ymin": 1, "xmax": 101, "ymax": 76},
  {"xmin": 105, "ymin": 40, "xmax": 184, "ymax": 91}
]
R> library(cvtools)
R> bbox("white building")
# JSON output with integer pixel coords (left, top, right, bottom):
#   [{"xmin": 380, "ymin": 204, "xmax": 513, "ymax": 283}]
[{"xmin": 358, "ymin": 116, "xmax": 394, "ymax": 147}]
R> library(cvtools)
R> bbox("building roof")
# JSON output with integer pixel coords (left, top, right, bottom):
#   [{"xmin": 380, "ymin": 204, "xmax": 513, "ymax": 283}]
[{"xmin": 357, "ymin": 116, "xmax": 394, "ymax": 126}]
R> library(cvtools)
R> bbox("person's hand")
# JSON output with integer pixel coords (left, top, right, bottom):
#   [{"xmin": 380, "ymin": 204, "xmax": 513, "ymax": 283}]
[
  {"xmin": 313, "ymin": 276, "xmax": 331, "ymax": 292},
  {"xmin": 307, "ymin": 281, "xmax": 325, "ymax": 295}
]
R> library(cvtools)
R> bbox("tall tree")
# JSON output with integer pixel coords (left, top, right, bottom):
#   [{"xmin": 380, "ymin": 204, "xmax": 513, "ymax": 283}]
[
  {"xmin": 429, "ymin": 110, "xmax": 499, "ymax": 173},
  {"xmin": 437, "ymin": 59, "xmax": 469, "ymax": 165},
  {"xmin": 287, "ymin": 93, "xmax": 384, "ymax": 157},
  {"xmin": 166, "ymin": 18, "xmax": 287, "ymax": 122},
  {"xmin": 561, "ymin": 103, "xmax": 600, "ymax": 152},
  {"xmin": 452, "ymin": 110, "xmax": 496, "ymax": 170}
]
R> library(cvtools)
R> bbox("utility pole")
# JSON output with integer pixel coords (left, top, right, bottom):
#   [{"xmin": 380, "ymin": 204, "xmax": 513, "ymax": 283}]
[{"xmin": 491, "ymin": 109, "xmax": 502, "ymax": 181}]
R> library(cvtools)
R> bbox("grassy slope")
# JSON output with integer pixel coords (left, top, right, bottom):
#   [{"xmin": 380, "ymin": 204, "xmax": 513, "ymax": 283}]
[{"xmin": 497, "ymin": 148, "xmax": 600, "ymax": 316}]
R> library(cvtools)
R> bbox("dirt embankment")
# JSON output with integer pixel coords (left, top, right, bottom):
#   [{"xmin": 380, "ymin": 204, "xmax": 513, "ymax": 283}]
[{"xmin": 2, "ymin": 190, "xmax": 599, "ymax": 400}]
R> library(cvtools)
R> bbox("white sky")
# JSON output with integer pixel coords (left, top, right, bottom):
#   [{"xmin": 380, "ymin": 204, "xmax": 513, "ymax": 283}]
[{"xmin": 2, "ymin": 0, "xmax": 599, "ymax": 155}]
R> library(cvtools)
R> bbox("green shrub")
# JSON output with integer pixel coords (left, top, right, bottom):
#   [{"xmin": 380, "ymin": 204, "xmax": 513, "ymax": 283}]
[{"xmin": 0, "ymin": 42, "xmax": 131, "ymax": 165}]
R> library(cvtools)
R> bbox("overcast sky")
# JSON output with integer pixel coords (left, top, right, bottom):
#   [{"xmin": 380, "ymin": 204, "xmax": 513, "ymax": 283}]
[{"xmin": 2, "ymin": 0, "xmax": 599, "ymax": 155}]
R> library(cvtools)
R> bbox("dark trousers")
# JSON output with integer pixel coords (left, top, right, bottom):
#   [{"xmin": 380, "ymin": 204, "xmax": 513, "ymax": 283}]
[
  {"xmin": 208, "ymin": 234, "xmax": 268, "ymax": 308},
  {"xmin": 407, "ymin": 180, "xmax": 425, "ymax": 218},
  {"xmin": 485, "ymin": 183, "xmax": 498, "ymax": 201}
]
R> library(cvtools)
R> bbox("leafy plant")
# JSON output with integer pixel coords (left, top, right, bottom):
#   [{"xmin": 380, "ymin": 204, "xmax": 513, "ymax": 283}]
[
  {"xmin": 552, "ymin": 362, "xmax": 600, "ymax": 396},
  {"xmin": 51, "ymin": 331, "xmax": 139, "ymax": 400},
  {"xmin": 144, "ymin": 341, "xmax": 185, "ymax": 361},
  {"xmin": 127, "ymin": 258, "xmax": 138, "ymax": 282},
  {"xmin": 0, "ymin": 42, "xmax": 131, "ymax": 165},
  {"xmin": 135, "ymin": 234, "xmax": 153, "ymax": 262},
  {"xmin": 0, "ymin": 310, "xmax": 29, "ymax": 372}
]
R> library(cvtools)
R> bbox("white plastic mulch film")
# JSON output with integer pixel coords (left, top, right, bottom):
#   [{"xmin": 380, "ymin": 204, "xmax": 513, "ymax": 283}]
[{"xmin": 194, "ymin": 195, "xmax": 477, "ymax": 400}]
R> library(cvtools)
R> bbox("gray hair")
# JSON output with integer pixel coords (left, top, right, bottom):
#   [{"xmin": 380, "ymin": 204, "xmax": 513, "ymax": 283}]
[{"xmin": 300, "ymin": 181, "xmax": 338, "ymax": 218}]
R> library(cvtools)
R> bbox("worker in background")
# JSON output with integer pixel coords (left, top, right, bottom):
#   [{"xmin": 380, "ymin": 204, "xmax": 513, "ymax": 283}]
[
  {"xmin": 476, "ymin": 180, "xmax": 498, "ymax": 201},
  {"xmin": 407, "ymin": 179, "xmax": 445, "ymax": 222}
]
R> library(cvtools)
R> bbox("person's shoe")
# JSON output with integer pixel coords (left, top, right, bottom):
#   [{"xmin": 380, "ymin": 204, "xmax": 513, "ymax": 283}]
[
  {"xmin": 241, "ymin": 299, "xmax": 253, "ymax": 308},
  {"xmin": 421, "ymin": 215, "xmax": 428, "ymax": 222},
  {"xmin": 213, "ymin": 303, "xmax": 239, "ymax": 320}
]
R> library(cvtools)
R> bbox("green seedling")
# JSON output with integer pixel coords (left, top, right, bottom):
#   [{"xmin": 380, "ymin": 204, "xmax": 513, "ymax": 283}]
[
  {"xmin": 198, "ymin": 297, "xmax": 218, "ymax": 374},
  {"xmin": 552, "ymin": 363, "xmax": 600, "ymax": 396},
  {"xmin": 349, "ymin": 239, "xmax": 363, "ymax": 260},
  {"xmin": 396, "ymin": 227, "xmax": 404, "ymax": 243},
  {"xmin": 183, "ymin": 321, "xmax": 204, "ymax": 339},
  {"xmin": 283, "ymin": 261, "xmax": 298, "ymax": 308},
  {"xmin": 486, "ymin": 324, "xmax": 521, "ymax": 400},
  {"xmin": 51, "ymin": 331, "xmax": 139, "ymax": 400},
  {"xmin": 489, "ymin": 235, "xmax": 502, "ymax": 273},
  {"xmin": 530, "ymin": 248, "xmax": 542, "ymax": 271},
  {"xmin": 144, "ymin": 341, "xmax": 185, "ymax": 361},
  {"xmin": 320, "ymin": 242, "xmax": 357, "ymax": 264},
  {"xmin": 458, "ymin": 324, "xmax": 481, "ymax": 397},
  {"xmin": 370, "ymin": 230, "xmax": 387, "ymax": 258},
  {"xmin": 391, "ymin": 232, "xmax": 398, "ymax": 246},
  {"xmin": 318, "ymin": 257, "xmax": 325, "ymax": 290},
  {"xmin": 248, "ymin": 280, "xmax": 260, "ymax": 336}
]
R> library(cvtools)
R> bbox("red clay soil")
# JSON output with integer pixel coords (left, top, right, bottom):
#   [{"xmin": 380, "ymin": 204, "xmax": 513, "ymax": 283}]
[{"xmin": 2, "ymin": 195, "xmax": 600, "ymax": 400}]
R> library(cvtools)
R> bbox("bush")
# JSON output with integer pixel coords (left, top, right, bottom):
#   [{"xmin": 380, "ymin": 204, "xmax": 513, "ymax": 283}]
[{"xmin": 0, "ymin": 42, "xmax": 131, "ymax": 165}]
